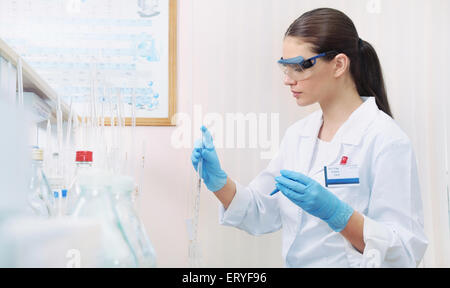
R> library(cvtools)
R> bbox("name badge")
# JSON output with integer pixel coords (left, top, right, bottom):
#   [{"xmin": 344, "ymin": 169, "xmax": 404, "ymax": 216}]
[{"xmin": 324, "ymin": 164, "xmax": 360, "ymax": 187}]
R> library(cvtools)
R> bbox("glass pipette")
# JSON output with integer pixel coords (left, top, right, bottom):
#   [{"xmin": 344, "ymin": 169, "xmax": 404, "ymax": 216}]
[{"xmin": 189, "ymin": 131, "xmax": 204, "ymax": 267}]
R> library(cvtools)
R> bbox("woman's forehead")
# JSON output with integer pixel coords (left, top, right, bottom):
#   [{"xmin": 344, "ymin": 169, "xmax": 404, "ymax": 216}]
[{"xmin": 282, "ymin": 36, "xmax": 315, "ymax": 59}]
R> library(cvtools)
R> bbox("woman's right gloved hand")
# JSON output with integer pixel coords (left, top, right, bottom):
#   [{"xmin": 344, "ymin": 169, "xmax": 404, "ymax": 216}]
[{"xmin": 191, "ymin": 126, "xmax": 228, "ymax": 192}]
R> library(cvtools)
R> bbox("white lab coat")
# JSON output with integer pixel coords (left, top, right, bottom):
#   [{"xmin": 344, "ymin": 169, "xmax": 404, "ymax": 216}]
[{"xmin": 219, "ymin": 97, "xmax": 428, "ymax": 267}]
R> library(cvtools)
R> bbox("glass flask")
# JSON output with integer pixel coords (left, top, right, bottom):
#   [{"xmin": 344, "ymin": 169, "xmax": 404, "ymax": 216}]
[{"xmin": 28, "ymin": 147, "xmax": 52, "ymax": 217}]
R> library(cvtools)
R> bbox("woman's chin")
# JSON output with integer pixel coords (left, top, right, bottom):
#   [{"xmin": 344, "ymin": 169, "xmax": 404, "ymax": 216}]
[{"xmin": 295, "ymin": 97, "xmax": 313, "ymax": 107}]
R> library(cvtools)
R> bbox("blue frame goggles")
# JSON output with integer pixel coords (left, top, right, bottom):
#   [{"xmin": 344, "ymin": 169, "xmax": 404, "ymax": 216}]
[{"xmin": 278, "ymin": 51, "xmax": 338, "ymax": 80}]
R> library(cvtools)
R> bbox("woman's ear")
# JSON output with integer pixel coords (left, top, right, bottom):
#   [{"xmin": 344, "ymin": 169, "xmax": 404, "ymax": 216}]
[{"xmin": 333, "ymin": 53, "xmax": 350, "ymax": 78}]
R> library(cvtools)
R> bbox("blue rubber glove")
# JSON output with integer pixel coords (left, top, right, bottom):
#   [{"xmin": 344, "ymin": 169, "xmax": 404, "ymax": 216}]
[
  {"xmin": 191, "ymin": 126, "xmax": 228, "ymax": 192},
  {"xmin": 275, "ymin": 170, "xmax": 354, "ymax": 232}
]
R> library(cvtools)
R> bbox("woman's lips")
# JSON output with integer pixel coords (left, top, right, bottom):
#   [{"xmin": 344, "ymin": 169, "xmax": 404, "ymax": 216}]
[{"xmin": 292, "ymin": 91, "xmax": 302, "ymax": 98}]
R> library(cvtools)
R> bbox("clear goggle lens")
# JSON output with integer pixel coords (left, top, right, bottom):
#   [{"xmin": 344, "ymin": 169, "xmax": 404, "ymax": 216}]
[{"xmin": 278, "ymin": 59, "xmax": 315, "ymax": 81}]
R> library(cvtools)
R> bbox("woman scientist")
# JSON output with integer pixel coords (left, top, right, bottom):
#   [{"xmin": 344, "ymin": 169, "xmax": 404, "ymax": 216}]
[{"xmin": 191, "ymin": 8, "xmax": 428, "ymax": 268}]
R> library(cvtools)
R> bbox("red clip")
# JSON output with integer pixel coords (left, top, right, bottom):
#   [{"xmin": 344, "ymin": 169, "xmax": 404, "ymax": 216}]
[{"xmin": 340, "ymin": 156, "xmax": 348, "ymax": 165}]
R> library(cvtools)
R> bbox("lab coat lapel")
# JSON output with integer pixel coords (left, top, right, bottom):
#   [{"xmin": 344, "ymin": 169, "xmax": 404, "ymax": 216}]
[
  {"xmin": 309, "ymin": 97, "xmax": 380, "ymax": 176},
  {"xmin": 297, "ymin": 111, "xmax": 323, "ymax": 175}
]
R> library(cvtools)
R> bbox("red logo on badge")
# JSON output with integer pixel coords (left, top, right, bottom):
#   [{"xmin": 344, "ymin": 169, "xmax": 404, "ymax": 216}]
[{"xmin": 340, "ymin": 156, "xmax": 348, "ymax": 165}]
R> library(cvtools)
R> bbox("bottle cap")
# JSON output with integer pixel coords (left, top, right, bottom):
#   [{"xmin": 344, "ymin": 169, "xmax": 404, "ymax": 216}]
[
  {"xmin": 76, "ymin": 151, "xmax": 93, "ymax": 162},
  {"xmin": 32, "ymin": 148, "xmax": 44, "ymax": 161}
]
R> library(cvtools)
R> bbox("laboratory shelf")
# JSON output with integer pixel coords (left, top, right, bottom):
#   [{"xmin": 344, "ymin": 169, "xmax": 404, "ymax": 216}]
[{"xmin": 0, "ymin": 37, "xmax": 72, "ymax": 122}]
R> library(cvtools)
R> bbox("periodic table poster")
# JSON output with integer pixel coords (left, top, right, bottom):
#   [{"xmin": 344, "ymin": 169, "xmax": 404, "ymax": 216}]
[{"xmin": 0, "ymin": 0, "xmax": 177, "ymax": 125}]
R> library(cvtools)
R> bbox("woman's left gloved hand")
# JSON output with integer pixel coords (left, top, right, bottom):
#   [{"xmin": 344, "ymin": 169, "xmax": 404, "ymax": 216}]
[{"xmin": 275, "ymin": 170, "xmax": 354, "ymax": 232}]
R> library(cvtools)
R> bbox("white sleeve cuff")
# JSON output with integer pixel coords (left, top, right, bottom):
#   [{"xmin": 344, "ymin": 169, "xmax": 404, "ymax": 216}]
[
  {"xmin": 360, "ymin": 215, "xmax": 394, "ymax": 267},
  {"xmin": 218, "ymin": 181, "xmax": 252, "ymax": 227}
]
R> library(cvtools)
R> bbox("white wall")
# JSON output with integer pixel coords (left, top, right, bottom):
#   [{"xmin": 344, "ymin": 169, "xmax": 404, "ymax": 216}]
[{"xmin": 129, "ymin": 0, "xmax": 450, "ymax": 267}]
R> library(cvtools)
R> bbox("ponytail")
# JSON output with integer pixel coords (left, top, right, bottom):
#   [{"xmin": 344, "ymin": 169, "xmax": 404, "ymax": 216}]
[
  {"xmin": 286, "ymin": 8, "xmax": 393, "ymax": 118},
  {"xmin": 356, "ymin": 39, "xmax": 392, "ymax": 117}
]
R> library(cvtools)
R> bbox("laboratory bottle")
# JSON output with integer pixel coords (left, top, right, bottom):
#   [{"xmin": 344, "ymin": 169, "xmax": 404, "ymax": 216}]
[
  {"xmin": 72, "ymin": 170, "xmax": 137, "ymax": 268},
  {"xmin": 66, "ymin": 151, "xmax": 93, "ymax": 215},
  {"xmin": 27, "ymin": 147, "xmax": 52, "ymax": 217},
  {"xmin": 51, "ymin": 188, "xmax": 68, "ymax": 217},
  {"xmin": 47, "ymin": 177, "xmax": 65, "ymax": 217},
  {"xmin": 61, "ymin": 189, "xmax": 68, "ymax": 216},
  {"xmin": 111, "ymin": 176, "xmax": 157, "ymax": 267}
]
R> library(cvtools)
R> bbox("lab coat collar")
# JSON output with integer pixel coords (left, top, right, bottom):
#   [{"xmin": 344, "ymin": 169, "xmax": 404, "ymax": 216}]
[{"xmin": 298, "ymin": 97, "xmax": 380, "ymax": 146}]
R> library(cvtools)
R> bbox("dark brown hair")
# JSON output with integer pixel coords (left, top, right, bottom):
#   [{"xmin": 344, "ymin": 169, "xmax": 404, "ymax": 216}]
[{"xmin": 285, "ymin": 8, "xmax": 392, "ymax": 117}]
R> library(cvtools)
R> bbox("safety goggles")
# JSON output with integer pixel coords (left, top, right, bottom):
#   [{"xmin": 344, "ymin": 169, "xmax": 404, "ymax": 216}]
[{"xmin": 278, "ymin": 51, "xmax": 338, "ymax": 81}]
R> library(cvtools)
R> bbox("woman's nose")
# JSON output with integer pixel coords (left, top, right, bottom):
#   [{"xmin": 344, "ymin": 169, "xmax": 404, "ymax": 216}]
[{"xmin": 283, "ymin": 74, "xmax": 297, "ymax": 86}]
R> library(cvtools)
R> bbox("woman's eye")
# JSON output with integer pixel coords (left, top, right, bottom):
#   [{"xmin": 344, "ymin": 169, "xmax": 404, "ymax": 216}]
[
  {"xmin": 294, "ymin": 66, "xmax": 303, "ymax": 72},
  {"xmin": 301, "ymin": 60, "xmax": 313, "ymax": 69}
]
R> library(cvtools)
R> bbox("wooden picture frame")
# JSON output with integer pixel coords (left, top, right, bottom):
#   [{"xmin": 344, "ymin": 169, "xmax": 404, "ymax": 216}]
[
  {"xmin": 131, "ymin": 0, "xmax": 177, "ymax": 127},
  {"xmin": 0, "ymin": 0, "xmax": 178, "ymax": 126},
  {"xmin": 0, "ymin": 0, "xmax": 177, "ymax": 126},
  {"xmin": 100, "ymin": 0, "xmax": 178, "ymax": 127}
]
